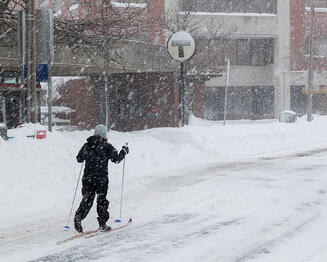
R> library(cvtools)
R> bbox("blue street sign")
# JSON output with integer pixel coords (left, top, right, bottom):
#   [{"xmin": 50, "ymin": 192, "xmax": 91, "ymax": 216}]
[{"xmin": 24, "ymin": 64, "xmax": 48, "ymax": 82}]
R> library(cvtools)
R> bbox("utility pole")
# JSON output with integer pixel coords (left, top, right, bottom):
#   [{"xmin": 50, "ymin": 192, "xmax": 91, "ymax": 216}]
[
  {"xmin": 47, "ymin": 10, "xmax": 54, "ymax": 132},
  {"xmin": 26, "ymin": 0, "xmax": 37, "ymax": 123},
  {"xmin": 307, "ymin": 0, "xmax": 314, "ymax": 122}
]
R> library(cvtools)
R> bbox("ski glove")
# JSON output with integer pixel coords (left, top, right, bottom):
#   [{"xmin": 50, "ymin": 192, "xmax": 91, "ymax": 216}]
[{"xmin": 122, "ymin": 145, "xmax": 129, "ymax": 154}]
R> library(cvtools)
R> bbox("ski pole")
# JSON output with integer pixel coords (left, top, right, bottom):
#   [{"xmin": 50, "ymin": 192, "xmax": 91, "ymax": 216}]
[
  {"xmin": 115, "ymin": 143, "xmax": 128, "ymax": 223},
  {"xmin": 65, "ymin": 161, "xmax": 84, "ymax": 229}
]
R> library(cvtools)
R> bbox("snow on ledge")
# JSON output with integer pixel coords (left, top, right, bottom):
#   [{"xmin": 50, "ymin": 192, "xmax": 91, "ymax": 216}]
[
  {"xmin": 69, "ymin": 4, "xmax": 79, "ymax": 11},
  {"xmin": 111, "ymin": 2, "xmax": 146, "ymax": 8},
  {"xmin": 179, "ymin": 11, "xmax": 277, "ymax": 17},
  {"xmin": 41, "ymin": 106, "xmax": 75, "ymax": 114},
  {"xmin": 305, "ymin": 7, "xmax": 327, "ymax": 13}
]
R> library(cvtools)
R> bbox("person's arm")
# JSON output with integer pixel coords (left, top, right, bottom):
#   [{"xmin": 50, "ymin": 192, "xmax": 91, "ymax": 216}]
[
  {"xmin": 76, "ymin": 144, "xmax": 87, "ymax": 163},
  {"xmin": 108, "ymin": 144, "xmax": 129, "ymax": 164}
]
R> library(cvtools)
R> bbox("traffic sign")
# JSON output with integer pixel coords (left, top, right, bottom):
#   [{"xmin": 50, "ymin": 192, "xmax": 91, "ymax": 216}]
[{"xmin": 167, "ymin": 31, "xmax": 196, "ymax": 62}]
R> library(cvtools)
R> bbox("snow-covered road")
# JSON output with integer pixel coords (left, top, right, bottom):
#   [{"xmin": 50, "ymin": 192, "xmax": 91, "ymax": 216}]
[{"xmin": 3, "ymin": 148, "xmax": 327, "ymax": 262}]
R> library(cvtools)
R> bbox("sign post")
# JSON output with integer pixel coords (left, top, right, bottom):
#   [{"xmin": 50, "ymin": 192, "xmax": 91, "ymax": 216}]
[
  {"xmin": 47, "ymin": 9, "xmax": 54, "ymax": 132},
  {"xmin": 223, "ymin": 59, "xmax": 230, "ymax": 126},
  {"xmin": 18, "ymin": 10, "xmax": 26, "ymax": 124},
  {"xmin": 167, "ymin": 31, "xmax": 196, "ymax": 127}
]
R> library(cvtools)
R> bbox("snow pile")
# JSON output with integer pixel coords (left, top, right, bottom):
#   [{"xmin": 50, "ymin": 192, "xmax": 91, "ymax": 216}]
[{"xmin": 1, "ymin": 116, "xmax": 327, "ymax": 229}]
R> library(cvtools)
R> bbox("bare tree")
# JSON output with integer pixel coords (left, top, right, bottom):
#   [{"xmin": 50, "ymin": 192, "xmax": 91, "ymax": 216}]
[
  {"xmin": 164, "ymin": 1, "xmax": 235, "ymax": 118},
  {"xmin": 0, "ymin": 0, "xmax": 23, "ymax": 43},
  {"xmin": 55, "ymin": 0, "xmax": 155, "ymax": 128}
]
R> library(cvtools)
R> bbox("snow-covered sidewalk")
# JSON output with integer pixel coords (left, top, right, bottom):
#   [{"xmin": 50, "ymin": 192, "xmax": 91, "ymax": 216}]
[
  {"xmin": 1, "ymin": 116, "xmax": 327, "ymax": 228},
  {"xmin": 1, "ymin": 116, "xmax": 327, "ymax": 261}
]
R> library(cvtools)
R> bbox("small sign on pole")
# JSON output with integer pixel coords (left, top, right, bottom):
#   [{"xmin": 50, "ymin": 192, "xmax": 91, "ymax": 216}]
[
  {"xmin": 167, "ymin": 31, "xmax": 196, "ymax": 127},
  {"xmin": 167, "ymin": 31, "xmax": 196, "ymax": 63}
]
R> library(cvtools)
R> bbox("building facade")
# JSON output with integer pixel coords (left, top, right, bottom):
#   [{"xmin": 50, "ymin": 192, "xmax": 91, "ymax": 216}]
[
  {"xmin": 166, "ymin": 0, "xmax": 327, "ymax": 121},
  {"xmin": 290, "ymin": 0, "xmax": 327, "ymax": 115},
  {"xmin": 4, "ymin": 0, "xmax": 327, "ymax": 130},
  {"xmin": 56, "ymin": 0, "xmax": 327, "ymax": 129},
  {"xmin": 165, "ymin": 0, "xmax": 289, "ymax": 121}
]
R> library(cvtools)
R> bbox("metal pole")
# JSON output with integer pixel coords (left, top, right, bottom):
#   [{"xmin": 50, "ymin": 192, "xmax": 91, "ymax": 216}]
[
  {"xmin": 104, "ymin": 74, "xmax": 109, "ymax": 128},
  {"xmin": 179, "ymin": 62, "xmax": 185, "ymax": 127},
  {"xmin": 26, "ymin": 0, "xmax": 37, "ymax": 123},
  {"xmin": 19, "ymin": 10, "xmax": 26, "ymax": 124},
  {"xmin": 119, "ymin": 157, "xmax": 126, "ymax": 221},
  {"xmin": 65, "ymin": 162, "xmax": 84, "ymax": 229},
  {"xmin": 223, "ymin": 59, "xmax": 230, "ymax": 126},
  {"xmin": 47, "ymin": 10, "xmax": 53, "ymax": 132},
  {"xmin": 307, "ymin": 0, "xmax": 314, "ymax": 122},
  {"xmin": 31, "ymin": 0, "xmax": 37, "ymax": 123},
  {"xmin": 26, "ymin": 2, "xmax": 32, "ymax": 122}
]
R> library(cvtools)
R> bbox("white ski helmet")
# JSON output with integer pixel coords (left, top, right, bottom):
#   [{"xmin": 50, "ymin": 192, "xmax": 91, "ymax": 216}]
[{"xmin": 94, "ymin": 124, "xmax": 108, "ymax": 139}]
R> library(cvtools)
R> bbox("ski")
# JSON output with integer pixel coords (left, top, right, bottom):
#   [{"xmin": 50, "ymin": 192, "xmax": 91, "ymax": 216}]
[
  {"xmin": 57, "ymin": 218, "xmax": 132, "ymax": 244},
  {"xmin": 84, "ymin": 218, "xmax": 132, "ymax": 239},
  {"xmin": 57, "ymin": 229, "xmax": 98, "ymax": 245}
]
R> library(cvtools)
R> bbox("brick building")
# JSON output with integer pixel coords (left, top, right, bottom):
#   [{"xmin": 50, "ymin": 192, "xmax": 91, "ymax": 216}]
[
  {"xmin": 17, "ymin": 0, "xmax": 327, "ymax": 131},
  {"xmin": 50, "ymin": 0, "xmax": 188, "ymax": 130},
  {"xmin": 290, "ymin": 0, "xmax": 327, "ymax": 115}
]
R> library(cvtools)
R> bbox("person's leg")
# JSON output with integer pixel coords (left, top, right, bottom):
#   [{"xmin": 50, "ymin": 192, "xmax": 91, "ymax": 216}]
[
  {"xmin": 95, "ymin": 176, "xmax": 110, "ymax": 228},
  {"xmin": 74, "ymin": 178, "xmax": 96, "ymax": 232}
]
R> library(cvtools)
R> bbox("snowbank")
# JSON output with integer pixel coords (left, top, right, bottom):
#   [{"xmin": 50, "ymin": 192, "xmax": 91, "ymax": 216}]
[{"xmin": 1, "ymin": 116, "xmax": 327, "ymax": 228}]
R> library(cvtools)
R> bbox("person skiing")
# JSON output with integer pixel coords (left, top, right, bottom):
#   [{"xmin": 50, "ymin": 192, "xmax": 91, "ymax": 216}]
[{"xmin": 74, "ymin": 124, "xmax": 129, "ymax": 233}]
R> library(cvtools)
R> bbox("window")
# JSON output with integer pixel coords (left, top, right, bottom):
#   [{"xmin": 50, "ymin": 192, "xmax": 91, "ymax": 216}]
[
  {"xmin": 53, "ymin": 0, "xmax": 62, "ymax": 12},
  {"xmin": 69, "ymin": 0, "xmax": 77, "ymax": 6},
  {"xmin": 209, "ymin": 39, "xmax": 225, "ymax": 65},
  {"xmin": 316, "ymin": 39, "xmax": 327, "ymax": 56},
  {"xmin": 237, "ymin": 39, "xmax": 252, "ymax": 66},
  {"xmin": 180, "ymin": 0, "xmax": 197, "ymax": 12},
  {"xmin": 38, "ymin": 0, "xmax": 61, "ymax": 11},
  {"xmin": 119, "ymin": 102, "xmax": 142, "ymax": 120},
  {"xmin": 244, "ymin": 0, "xmax": 262, "ymax": 13},
  {"xmin": 305, "ymin": 0, "xmax": 327, "ymax": 8},
  {"xmin": 228, "ymin": 38, "xmax": 274, "ymax": 66},
  {"xmin": 203, "ymin": 86, "xmax": 274, "ymax": 120},
  {"xmin": 180, "ymin": 0, "xmax": 276, "ymax": 14},
  {"xmin": 265, "ymin": 0, "xmax": 277, "ymax": 13},
  {"xmin": 197, "ymin": 38, "xmax": 274, "ymax": 67},
  {"xmin": 306, "ymin": 37, "xmax": 327, "ymax": 57},
  {"xmin": 3, "ymin": 77, "xmax": 17, "ymax": 84}
]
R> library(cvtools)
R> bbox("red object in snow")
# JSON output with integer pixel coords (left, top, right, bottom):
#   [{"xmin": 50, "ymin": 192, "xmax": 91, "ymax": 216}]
[
  {"xmin": 151, "ymin": 105, "xmax": 158, "ymax": 113},
  {"xmin": 36, "ymin": 130, "xmax": 47, "ymax": 139}
]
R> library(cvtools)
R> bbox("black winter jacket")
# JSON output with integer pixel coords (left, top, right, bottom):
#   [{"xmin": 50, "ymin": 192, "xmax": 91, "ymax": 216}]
[{"xmin": 76, "ymin": 135, "xmax": 126, "ymax": 177}]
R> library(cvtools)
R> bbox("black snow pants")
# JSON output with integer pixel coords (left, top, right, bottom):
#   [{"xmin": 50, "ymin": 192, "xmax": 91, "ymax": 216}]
[{"xmin": 75, "ymin": 174, "xmax": 109, "ymax": 226}]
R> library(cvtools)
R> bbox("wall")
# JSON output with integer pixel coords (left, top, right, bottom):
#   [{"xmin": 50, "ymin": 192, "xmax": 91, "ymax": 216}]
[
  {"xmin": 54, "ymin": 72, "xmax": 186, "ymax": 131},
  {"xmin": 54, "ymin": 78, "xmax": 100, "ymax": 128}
]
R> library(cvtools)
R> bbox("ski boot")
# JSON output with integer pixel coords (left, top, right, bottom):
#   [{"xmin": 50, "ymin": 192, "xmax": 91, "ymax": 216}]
[
  {"xmin": 74, "ymin": 215, "xmax": 83, "ymax": 233},
  {"xmin": 99, "ymin": 223, "xmax": 112, "ymax": 232}
]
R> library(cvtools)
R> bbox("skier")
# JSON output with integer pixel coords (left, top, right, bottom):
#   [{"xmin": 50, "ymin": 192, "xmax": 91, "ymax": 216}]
[{"xmin": 74, "ymin": 124, "xmax": 129, "ymax": 233}]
